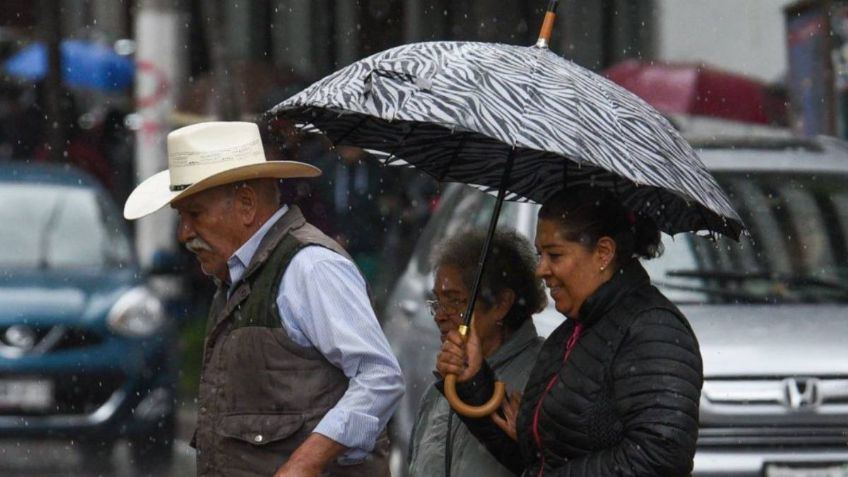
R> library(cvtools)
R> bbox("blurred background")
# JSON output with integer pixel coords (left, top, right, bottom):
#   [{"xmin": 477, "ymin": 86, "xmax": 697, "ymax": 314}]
[{"xmin": 0, "ymin": 0, "xmax": 843, "ymax": 475}]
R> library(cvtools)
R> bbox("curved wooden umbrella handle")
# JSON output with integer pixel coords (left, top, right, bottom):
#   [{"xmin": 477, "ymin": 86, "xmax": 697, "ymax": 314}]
[{"xmin": 444, "ymin": 374, "xmax": 506, "ymax": 418}]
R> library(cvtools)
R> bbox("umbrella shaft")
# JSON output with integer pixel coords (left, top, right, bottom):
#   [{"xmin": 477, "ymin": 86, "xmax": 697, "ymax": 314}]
[{"xmin": 462, "ymin": 149, "xmax": 517, "ymax": 328}]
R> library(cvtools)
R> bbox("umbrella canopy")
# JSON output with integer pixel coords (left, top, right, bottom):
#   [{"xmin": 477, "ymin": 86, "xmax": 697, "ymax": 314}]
[
  {"xmin": 3, "ymin": 39, "xmax": 134, "ymax": 91},
  {"xmin": 268, "ymin": 41, "xmax": 743, "ymax": 240},
  {"xmin": 604, "ymin": 59, "xmax": 786, "ymax": 126}
]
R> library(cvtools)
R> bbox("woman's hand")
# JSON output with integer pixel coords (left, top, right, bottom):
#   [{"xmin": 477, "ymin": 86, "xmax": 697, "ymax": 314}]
[
  {"xmin": 436, "ymin": 327, "xmax": 483, "ymax": 383},
  {"xmin": 492, "ymin": 390, "xmax": 521, "ymax": 441}
]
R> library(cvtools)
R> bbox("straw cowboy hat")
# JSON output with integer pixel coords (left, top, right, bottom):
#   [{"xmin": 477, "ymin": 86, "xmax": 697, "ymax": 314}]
[{"xmin": 123, "ymin": 121, "xmax": 320, "ymax": 220}]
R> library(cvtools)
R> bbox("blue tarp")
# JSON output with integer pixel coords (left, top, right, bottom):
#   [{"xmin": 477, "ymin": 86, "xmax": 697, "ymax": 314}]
[{"xmin": 3, "ymin": 39, "xmax": 134, "ymax": 91}]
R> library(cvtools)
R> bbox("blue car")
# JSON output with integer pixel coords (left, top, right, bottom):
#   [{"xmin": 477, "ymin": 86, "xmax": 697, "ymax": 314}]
[{"xmin": 0, "ymin": 161, "xmax": 179, "ymax": 469}]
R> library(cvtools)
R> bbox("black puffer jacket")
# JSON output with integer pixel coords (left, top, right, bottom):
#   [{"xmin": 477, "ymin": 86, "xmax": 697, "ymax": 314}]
[{"xmin": 447, "ymin": 261, "xmax": 703, "ymax": 476}]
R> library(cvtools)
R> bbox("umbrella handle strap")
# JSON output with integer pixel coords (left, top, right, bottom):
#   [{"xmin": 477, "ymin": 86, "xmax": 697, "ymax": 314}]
[{"xmin": 444, "ymin": 374, "xmax": 506, "ymax": 418}]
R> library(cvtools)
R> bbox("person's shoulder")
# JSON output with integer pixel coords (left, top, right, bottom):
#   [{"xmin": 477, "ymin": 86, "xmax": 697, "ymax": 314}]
[
  {"xmin": 612, "ymin": 280, "xmax": 684, "ymax": 322},
  {"xmin": 288, "ymin": 244, "xmax": 353, "ymax": 272},
  {"xmin": 633, "ymin": 304, "xmax": 687, "ymax": 326},
  {"xmin": 620, "ymin": 304, "xmax": 700, "ymax": 360}
]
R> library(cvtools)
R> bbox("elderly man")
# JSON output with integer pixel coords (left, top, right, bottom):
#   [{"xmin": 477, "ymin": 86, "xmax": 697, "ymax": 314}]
[{"xmin": 124, "ymin": 121, "xmax": 404, "ymax": 477}]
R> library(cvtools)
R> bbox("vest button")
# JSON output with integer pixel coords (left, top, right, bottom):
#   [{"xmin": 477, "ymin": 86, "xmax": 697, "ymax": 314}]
[{"xmin": 254, "ymin": 434, "xmax": 264, "ymax": 443}]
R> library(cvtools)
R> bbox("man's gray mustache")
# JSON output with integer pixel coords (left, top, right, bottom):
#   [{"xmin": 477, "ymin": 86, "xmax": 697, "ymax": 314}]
[{"xmin": 185, "ymin": 238, "xmax": 213, "ymax": 254}]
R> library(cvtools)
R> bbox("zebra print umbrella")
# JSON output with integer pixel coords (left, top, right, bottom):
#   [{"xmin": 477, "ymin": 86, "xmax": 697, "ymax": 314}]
[{"xmin": 267, "ymin": 41, "xmax": 743, "ymax": 238}]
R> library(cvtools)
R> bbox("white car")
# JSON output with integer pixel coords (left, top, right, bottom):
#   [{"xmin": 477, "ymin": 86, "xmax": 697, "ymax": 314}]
[{"xmin": 381, "ymin": 131, "xmax": 848, "ymax": 477}]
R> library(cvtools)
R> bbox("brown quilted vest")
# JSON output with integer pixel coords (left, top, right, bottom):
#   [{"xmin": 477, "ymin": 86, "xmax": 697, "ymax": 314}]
[{"xmin": 192, "ymin": 206, "xmax": 389, "ymax": 476}]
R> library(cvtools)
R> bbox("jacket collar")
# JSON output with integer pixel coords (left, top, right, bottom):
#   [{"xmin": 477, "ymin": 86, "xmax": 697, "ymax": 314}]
[
  {"xmin": 239, "ymin": 205, "xmax": 306, "ymax": 284},
  {"xmin": 577, "ymin": 260, "xmax": 650, "ymax": 327},
  {"xmin": 211, "ymin": 205, "xmax": 306, "ymax": 317},
  {"xmin": 206, "ymin": 205, "xmax": 308, "ymax": 341},
  {"xmin": 487, "ymin": 318, "xmax": 539, "ymax": 369}
]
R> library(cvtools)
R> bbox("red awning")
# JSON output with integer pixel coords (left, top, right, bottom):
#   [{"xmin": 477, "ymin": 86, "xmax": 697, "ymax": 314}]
[{"xmin": 604, "ymin": 60, "xmax": 786, "ymax": 125}]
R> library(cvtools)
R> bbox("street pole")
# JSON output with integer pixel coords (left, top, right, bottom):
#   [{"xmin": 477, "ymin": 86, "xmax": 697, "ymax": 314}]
[
  {"xmin": 335, "ymin": 1, "xmax": 359, "ymax": 68},
  {"xmin": 133, "ymin": 0, "xmax": 186, "ymax": 266},
  {"xmin": 39, "ymin": 0, "xmax": 64, "ymax": 163},
  {"xmin": 199, "ymin": 0, "xmax": 238, "ymax": 120}
]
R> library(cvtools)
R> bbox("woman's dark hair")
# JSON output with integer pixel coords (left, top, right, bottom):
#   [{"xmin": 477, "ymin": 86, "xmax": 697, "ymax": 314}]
[
  {"xmin": 538, "ymin": 186, "xmax": 663, "ymax": 268},
  {"xmin": 430, "ymin": 228, "xmax": 546, "ymax": 331}
]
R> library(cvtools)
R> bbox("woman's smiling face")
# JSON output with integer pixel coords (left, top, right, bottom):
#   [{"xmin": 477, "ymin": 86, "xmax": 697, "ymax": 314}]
[{"xmin": 534, "ymin": 218, "xmax": 610, "ymax": 319}]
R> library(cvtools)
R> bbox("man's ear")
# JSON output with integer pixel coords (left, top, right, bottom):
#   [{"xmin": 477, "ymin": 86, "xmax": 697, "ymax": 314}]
[{"xmin": 234, "ymin": 185, "xmax": 258, "ymax": 226}]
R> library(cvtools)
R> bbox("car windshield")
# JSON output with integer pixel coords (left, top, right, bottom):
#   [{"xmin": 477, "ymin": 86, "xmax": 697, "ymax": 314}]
[
  {"xmin": 0, "ymin": 182, "xmax": 133, "ymax": 269},
  {"xmin": 645, "ymin": 171, "xmax": 848, "ymax": 304}
]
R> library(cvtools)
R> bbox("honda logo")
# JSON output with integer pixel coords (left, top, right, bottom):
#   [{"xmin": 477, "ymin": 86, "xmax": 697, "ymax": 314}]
[{"xmin": 783, "ymin": 378, "xmax": 822, "ymax": 409}]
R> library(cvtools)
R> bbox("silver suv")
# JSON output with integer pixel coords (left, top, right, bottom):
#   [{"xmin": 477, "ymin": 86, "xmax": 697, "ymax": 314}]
[{"xmin": 381, "ymin": 132, "xmax": 848, "ymax": 477}]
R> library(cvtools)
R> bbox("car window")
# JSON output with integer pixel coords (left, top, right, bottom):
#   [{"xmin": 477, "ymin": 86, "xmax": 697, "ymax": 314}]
[
  {"xmin": 0, "ymin": 183, "xmax": 133, "ymax": 269},
  {"xmin": 648, "ymin": 172, "xmax": 848, "ymax": 304}
]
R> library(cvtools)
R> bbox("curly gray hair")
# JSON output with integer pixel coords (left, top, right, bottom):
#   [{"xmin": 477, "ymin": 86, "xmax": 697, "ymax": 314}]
[{"xmin": 430, "ymin": 228, "xmax": 546, "ymax": 330}]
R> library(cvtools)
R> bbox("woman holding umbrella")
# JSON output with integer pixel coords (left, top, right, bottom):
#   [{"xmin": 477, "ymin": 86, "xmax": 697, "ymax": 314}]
[{"xmin": 436, "ymin": 186, "xmax": 703, "ymax": 476}]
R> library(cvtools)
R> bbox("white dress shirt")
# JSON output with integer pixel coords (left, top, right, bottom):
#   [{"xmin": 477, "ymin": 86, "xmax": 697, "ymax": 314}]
[{"xmin": 227, "ymin": 205, "xmax": 404, "ymax": 463}]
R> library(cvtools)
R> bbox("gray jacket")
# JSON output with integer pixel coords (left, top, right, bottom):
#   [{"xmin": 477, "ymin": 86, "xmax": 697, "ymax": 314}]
[{"xmin": 408, "ymin": 319, "xmax": 543, "ymax": 477}]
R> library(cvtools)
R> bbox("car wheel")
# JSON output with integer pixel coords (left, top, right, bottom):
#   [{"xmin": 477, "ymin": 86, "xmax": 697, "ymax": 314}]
[{"xmin": 129, "ymin": 412, "xmax": 176, "ymax": 474}]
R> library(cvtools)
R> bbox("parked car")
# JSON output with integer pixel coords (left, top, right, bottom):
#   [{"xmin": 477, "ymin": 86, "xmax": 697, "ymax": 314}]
[
  {"xmin": 0, "ymin": 162, "xmax": 180, "ymax": 471},
  {"xmin": 381, "ymin": 132, "xmax": 848, "ymax": 477}
]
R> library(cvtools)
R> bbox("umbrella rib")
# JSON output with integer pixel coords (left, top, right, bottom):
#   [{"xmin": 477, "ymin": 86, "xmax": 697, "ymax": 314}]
[
  {"xmin": 694, "ymin": 197, "xmax": 719, "ymax": 240},
  {"xmin": 438, "ymin": 132, "xmax": 467, "ymax": 182},
  {"xmin": 511, "ymin": 47, "xmax": 546, "ymax": 147},
  {"xmin": 384, "ymin": 123, "xmax": 419, "ymax": 166},
  {"xmin": 334, "ymin": 114, "xmax": 370, "ymax": 145}
]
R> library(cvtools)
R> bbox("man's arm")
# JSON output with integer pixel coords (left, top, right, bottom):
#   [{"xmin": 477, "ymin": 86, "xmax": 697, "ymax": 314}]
[
  {"xmin": 277, "ymin": 246, "xmax": 404, "ymax": 472},
  {"xmin": 274, "ymin": 433, "xmax": 347, "ymax": 477}
]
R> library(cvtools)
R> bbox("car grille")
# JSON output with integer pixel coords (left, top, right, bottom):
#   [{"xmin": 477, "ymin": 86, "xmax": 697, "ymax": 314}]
[
  {"xmin": 698, "ymin": 378, "xmax": 848, "ymax": 447},
  {"xmin": 0, "ymin": 325, "xmax": 102, "ymax": 358},
  {"xmin": 0, "ymin": 372, "xmax": 125, "ymax": 416},
  {"xmin": 699, "ymin": 426, "xmax": 848, "ymax": 447}
]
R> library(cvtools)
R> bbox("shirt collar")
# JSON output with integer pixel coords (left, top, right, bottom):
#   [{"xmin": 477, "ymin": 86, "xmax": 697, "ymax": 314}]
[{"xmin": 227, "ymin": 204, "xmax": 289, "ymax": 286}]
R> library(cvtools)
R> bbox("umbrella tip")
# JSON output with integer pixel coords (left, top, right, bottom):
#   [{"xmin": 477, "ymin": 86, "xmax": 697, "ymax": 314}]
[{"xmin": 535, "ymin": 0, "xmax": 559, "ymax": 48}]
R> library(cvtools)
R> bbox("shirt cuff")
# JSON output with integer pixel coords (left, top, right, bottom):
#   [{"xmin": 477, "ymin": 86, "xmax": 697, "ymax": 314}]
[{"xmin": 312, "ymin": 408, "xmax": 380, "ymax": 465}]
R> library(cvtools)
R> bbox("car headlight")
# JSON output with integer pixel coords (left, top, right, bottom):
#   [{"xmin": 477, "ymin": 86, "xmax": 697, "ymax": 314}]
[{"xmin": 107, "ymin": 286, "xmax": 166, "ymax": 337}]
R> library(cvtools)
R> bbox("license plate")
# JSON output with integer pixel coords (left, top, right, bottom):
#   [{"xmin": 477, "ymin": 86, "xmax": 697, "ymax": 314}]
[
  {"xmin": 0, "ymin": 379, "xmax": 53, "ymax": 411},
  {"xmin": 765, "ymin": 463, "xmax": 848, "ymax": 477}
]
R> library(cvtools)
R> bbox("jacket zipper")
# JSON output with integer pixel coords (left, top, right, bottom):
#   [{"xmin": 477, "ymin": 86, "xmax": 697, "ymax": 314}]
[{"xmin": 531, "ymin": 322, "xmax": 583, "ymax": 477}]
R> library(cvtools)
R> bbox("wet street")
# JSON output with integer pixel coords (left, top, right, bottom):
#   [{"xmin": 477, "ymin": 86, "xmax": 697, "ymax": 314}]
[
  {"xmin": 0, "ymin": 438, "xmax": 196, "ymax": 476},
  {"xmin": 0, "ymin": 407, "xmax": 197, "ymax": 476}
]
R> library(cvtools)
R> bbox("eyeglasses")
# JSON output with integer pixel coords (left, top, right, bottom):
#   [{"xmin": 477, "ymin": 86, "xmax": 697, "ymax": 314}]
[{"xmin": 425, "ymin": 298, "xmax": 467, "ymax": 318}]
